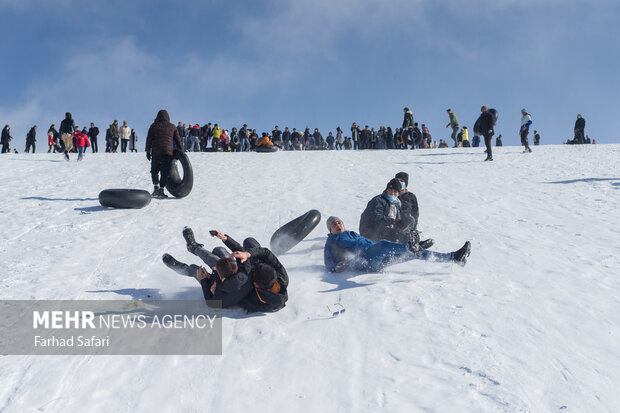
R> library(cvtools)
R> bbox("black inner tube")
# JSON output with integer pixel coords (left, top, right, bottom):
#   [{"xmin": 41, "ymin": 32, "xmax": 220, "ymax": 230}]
[
  {"xmin": 166, "ymin": 149, "xmax": 194, "ymax": 198},
  {"xmin": 269, "ymin": 210, "xmax": 321, "ymax": 254}
]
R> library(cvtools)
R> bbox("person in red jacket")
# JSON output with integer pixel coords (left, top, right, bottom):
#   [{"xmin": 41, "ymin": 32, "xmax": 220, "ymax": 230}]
[{"xmin": 74, "ymin": 127, "xmax": 90, "ymax": 161}]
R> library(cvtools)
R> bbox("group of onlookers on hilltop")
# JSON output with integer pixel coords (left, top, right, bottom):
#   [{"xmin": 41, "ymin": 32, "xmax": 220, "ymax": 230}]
[{"xmin": 1, "ymin": 109, "xmax": 595, "ymax": 157}]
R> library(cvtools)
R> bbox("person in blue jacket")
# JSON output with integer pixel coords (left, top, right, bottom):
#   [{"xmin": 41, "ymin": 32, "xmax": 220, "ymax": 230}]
[
  {"xmin": 520, "ymin": 109, "xmax": 532, "ymax": 153},
  {"xmin": 324, "ymin": 216, "xmax": 471, "ymax": 273}
]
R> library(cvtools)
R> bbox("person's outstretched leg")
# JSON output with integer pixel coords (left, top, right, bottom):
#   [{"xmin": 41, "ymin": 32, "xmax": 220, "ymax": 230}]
[
  {"xmin": 162, "ymin": 253, "xmax": 200, "ymax": 277},
  {"xmin": 360, "ymin": 240, "xmax": 461, "ymax": 272}
]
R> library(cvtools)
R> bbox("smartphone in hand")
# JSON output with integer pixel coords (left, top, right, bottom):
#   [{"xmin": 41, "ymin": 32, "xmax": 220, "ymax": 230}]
[{"xmin": 209, "ymin": 230, "xmax": 218, "ymax": 236}]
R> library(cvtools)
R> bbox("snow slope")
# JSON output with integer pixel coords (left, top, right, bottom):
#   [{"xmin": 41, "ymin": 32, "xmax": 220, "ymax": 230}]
[{"xmin": 1, "ymin": 145, "xmax": 619, "ymax": 412}]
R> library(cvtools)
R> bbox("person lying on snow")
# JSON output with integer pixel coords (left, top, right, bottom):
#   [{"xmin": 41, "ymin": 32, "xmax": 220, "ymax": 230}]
[
  {"xmin": 324, "ymin": 216, "xmax": 471, "ymax": 273},
  {"xmin": 162, "ymin": 228, "xmax": 288, "ymax": 313}
]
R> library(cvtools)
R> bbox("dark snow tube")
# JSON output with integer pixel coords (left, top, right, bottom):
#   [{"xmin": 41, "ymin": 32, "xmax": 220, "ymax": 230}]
[
  {"xmin": 99, "ymin": 189, "xmax": 151, "ymax": 209},
  {"xmin": 166, "ymin": 149, "xmax": 194, "ymax": 198},
  {"xmin": 269, "ymin": 209, "xmax": 321, "ymax": 255},
  {"xmin": 489, "ymin": 108, "xmax": 499, "ymax": 122},
  {"xmin": 256, "ymin": 145, "xmax": 278, "ymax": 153}
]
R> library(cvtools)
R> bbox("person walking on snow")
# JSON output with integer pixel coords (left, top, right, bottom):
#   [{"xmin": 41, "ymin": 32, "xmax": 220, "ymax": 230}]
[
  {"xmin": 446, "ymin": 109, "xmax": 459, "ymax": 147},
  {"xmin": 145, "ymin": 109, "xmax": 183, "ymax": 198},
  {"xmin": 119, "ymin": 121, "xmax": 131, "ymax": 152},
  {"xmin": 520, "ymin": 109, "xmax": 532, "ymax": 153},
  {"xmin": 476, "ymin": 106, "xmax": 495, "ymax": 161}
]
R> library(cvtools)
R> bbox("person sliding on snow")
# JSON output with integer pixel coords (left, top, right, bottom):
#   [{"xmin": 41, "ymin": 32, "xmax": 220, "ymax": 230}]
[
  {"xmin": 145, "ymin": 109, "xmax": 183, "ymax": 198},
  {"xmin": 520, "ymin": 109, "xmax": 532, "ymax": 153},
  {"xmin": 163, "ymin": 228, "xmax": 289, "ymax": 313},
  {"xmin": 324, "ymin": 217, "xmax": 471, "ymax": 273}
]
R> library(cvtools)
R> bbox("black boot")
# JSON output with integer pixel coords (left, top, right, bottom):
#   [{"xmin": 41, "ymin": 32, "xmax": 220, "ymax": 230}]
[
  {"xmin": 420, "ymin": 239, "xmax": 434, "ymax": 249},
  {"xmin": 183, "ymin": 227, "xmax": 203, "ymax": 253},
  {"xmin": 157, "ymin": 187, "xmax": 169, "ymax": 199},
  {"xmin": 407, "ymin": 230, "xmax": 423, "ymax": 256},
  {"xmin": 453, "ymin": 241, "xmax": 471, "ymax": 266},
  {"xmin": 162, "ymin": 253, "xmax": 188, "ymax": 275},
  {"xmin": 151, "ymin": 185, "xmax": 159, "ymax": 197}
]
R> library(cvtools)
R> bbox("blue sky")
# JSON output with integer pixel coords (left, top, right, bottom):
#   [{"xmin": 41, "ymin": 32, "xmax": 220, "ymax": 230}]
[{"xmin": 1, "ymin": 0, "xmax": 618, "ymax": 148}]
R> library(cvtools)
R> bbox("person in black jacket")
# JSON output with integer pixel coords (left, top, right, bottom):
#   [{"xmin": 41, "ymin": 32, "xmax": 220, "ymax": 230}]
[
  {"xmin": 231, "ymin": 246, "xmax": 289, "ymax": 313},
  {"xmin": 48, "ymin": 124, "xmax": 59, "ymax": 152},
  {"xmin": 359, "ymin": 178, "xmax": 414, "ymax": 243},
  {"xmin": 25, "ymin": 125, "xmax": 37, "ymax": 153},
  {"xmin": 88, "ymin": 123, "xmax": 99, "ymax": 153},
  {"xmin": 1, "ymin": 125, "xmax": 11, "ymax": 153},
  {"xmin": 574, "ymin": 114, "xmax": 585, "ymax": 144},
  {"xmin": 475, "ymin": 106, "xmax": 495, "ymax": 161},
  {"xmin": 162, "ymin": 228, "xmax": 253, "ymax": 308},
  {"xmin": 59, "ymin": 112, "xmax": 75, "ymax": 160}
]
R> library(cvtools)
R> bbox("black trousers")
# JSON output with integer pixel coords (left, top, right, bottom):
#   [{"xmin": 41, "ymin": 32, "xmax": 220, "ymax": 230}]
[
  {"xmin": 25, "ymin": 140, "xmax": 35, "ymax": 153},
  {"xmin": 484, "ymin": 134, "xmax": 493, "ymax": 158},
  {"xmin": 91, "ymin": 138, "xmax": 98, "ymax": 153},
  {"xmin": 150, "ymin": 155, "xmax": 172, "ymax": 187},
  {"xmin": 121, "ymin": 140, "xmax": 128, "ymax": 152},
  {"xmin": 520, "ymin": 130, "xmax": 530, "ymax": 150}
]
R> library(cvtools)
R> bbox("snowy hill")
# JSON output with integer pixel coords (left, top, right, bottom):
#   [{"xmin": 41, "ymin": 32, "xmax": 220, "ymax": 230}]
[{"xmin": 1, "ymin": 145, "xmax": 619, "ymax": 412}]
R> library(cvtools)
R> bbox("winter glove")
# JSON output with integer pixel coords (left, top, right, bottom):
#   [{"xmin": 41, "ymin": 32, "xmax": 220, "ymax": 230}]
[
  {"xmin": 146, "ymin": 152, "xmax": 151, "ymax": 161},
  {"xmin": 334, "ymin": 261, "xmax": 347, "ymax": 273}
]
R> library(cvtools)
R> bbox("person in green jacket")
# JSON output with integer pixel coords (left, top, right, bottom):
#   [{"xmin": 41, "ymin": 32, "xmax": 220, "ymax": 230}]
[
  {"xmin": 446, "ymin": 109, "xmax": 459, "ymax": 147},
  {"xmin": 109, "ymin": 120, "xmax": 119, "ymax": 153}
]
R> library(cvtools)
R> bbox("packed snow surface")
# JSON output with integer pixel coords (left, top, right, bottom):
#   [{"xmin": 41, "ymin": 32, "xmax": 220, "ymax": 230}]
[{"xmin": 1, "ymin": 145, "xmax": 619, "ymax": 412}]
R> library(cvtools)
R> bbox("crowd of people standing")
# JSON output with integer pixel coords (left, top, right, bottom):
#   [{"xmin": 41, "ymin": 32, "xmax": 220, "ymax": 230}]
[{"xmin": 1, "ymin": 108, "xmax": 594, "ymax": 158}]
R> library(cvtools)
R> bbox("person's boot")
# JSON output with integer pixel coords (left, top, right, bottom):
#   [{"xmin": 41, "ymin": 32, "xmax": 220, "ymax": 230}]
[
  {"xmin": 162, "ymin": 253, "xmax": 187, "ymax": 275},
  {"xmin": 407, "ymin": 230, "xmax": 423, "ymax": 256},
  {"xmin": 64, "ymin": 152, "xmax": 70, "ymax": 161},
  {"xmin": 484, "ymin": 155, "xmax": 493, "ymax": 161},
  {"xmin": 182, "ymin": 227, "xmax": 203, "ymax": 253},
  {"xmin": 151, "ymin": 185, "xmax": 159, "ymax": 197},
  {"xmin": 420, "ymin": 238, "xmax": 434, "ymax": 249},
  {"xmin": 453, "ymin": 241, "xmax": 471, "ymax": 266},
  {"xmin": 157, "ymin": 187, "xmax": 169, "ymax": 198}
]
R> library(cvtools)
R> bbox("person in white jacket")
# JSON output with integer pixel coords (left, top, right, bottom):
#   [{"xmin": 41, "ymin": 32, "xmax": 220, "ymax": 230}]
[
  {"xmin": 119, "ymin": 120, "xmax": 131, "ymax": 153},
  {"xmin": 520, "ymin": 109, "xmax": 532, "ymax": 153}
]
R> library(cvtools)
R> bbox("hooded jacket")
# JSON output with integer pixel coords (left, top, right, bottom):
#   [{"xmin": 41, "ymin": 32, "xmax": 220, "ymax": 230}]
[
  {"xmin": 145, "ymin": 110, "xmax": 183, "ymax": 156},
  {"xmin": 240, "ymin": 247, "xmax": 289, "ymax": 313},
  {"xmin": 402, "ymin": 110, "xmax": 414, "ymax": 129}
]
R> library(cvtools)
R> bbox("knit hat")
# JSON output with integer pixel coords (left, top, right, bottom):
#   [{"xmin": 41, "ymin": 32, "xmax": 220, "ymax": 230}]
[
  {"xmin": 326, "ymin": 216, "xmax": 341, "ymax": 231},
  {"xmin": 386, "ymin": 178, "xmax": 402, "ymax": 192},
  {"xmin": 394, "ymin": 172, "xmax": 409, "ymax": 187}
]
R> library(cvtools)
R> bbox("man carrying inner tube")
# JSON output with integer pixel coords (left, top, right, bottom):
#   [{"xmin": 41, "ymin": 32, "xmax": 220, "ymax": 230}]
[
  {"xmin": 145, "ymin": 109, "xmax": 183, "ymax": 198},
  {"xmin": 324, "ymin": 216, "xmax": 471, "ymax": 273},
  {"xmin": 163, "ymin": 228, "xmax": 289, "ymax": 313}
]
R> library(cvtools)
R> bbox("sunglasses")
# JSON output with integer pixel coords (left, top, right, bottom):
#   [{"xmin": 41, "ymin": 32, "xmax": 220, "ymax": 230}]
[{"xmin": 327, "ymin": 303, "xmax": 346, "ymax": 317}]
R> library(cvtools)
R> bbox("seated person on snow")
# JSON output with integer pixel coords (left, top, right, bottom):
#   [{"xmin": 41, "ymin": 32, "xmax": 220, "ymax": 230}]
[
  {"xmin": 359, "ymin": 178, "xmax": 433, "ymax": 248},
  {"xmin": 324, "ymin": 216, "xmax": 471, "ymax": 273},
  {"xmin": 163, "ymin": 227, "xmax": 288, "ymax": 312}
]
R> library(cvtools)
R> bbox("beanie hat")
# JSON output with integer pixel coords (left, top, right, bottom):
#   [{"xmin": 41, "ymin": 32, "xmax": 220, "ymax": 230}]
[
  {"xmin": 386, "ymin": 178, "xmax": 402, "ymax": 192},
  {"xmin": 326, "ymin": 216, "xmax": 341, "ymax": 231},
  {"xmin": 394, "ymin": 172, "xmax": 409, "ymax": 187}
]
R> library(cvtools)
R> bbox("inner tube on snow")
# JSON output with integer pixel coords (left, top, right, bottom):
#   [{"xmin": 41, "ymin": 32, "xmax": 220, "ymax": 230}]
[
  {"xmin": 99, "ymin": 189, "xmax": 151, "ymax": 209},
  {"xmin": 166, "ymin": 149, "xmax": 194, "ymax": 198},
  {"xmin": 256, "ymin": 145, "xmax": 278, "ymax": 153},
  {"xmin": 269, "ymin": 209, "xmax": 321, "ymax": 255}
]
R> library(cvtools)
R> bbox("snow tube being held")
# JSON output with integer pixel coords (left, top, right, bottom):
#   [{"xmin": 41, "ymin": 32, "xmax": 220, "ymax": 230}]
[
  {"xmin": 489, "ymin": 108, "xmax": 499, "ymax": 123},
  {"xmin": 256, "ymin": 145, "xmax": 278, "ymax": 153},
  {"xmin": 99, "ymin": 189, "xmax": 151, "ymax": 209},
  {"xmin": 269, "ymin": 209, "xmax": 321, "ymax": 255},
  {"xmin": 166, "ymin": 149, "xmax": 194, "ymax": 198}
]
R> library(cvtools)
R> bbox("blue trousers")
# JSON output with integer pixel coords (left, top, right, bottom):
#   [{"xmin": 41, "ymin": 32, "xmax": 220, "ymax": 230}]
[{"xmin": 352, "ymin": 240, "xmax": 453, "ymax": 272}]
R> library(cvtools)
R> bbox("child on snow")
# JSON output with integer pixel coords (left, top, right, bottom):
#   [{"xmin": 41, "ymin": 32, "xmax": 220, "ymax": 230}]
[{"xmin": 74, "ymin": 128, "xmax": 90, "ymax": 161}]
